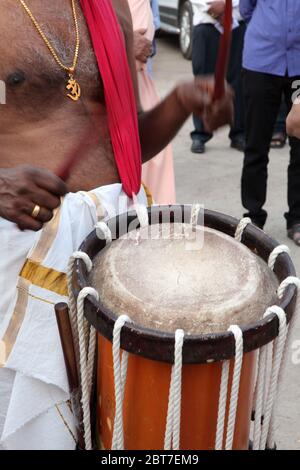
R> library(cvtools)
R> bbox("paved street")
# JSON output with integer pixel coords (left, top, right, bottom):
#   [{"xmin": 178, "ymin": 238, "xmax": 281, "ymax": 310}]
[{"xmin": 153, "ymin": 35, "xmax": 300, "ymax": 450}]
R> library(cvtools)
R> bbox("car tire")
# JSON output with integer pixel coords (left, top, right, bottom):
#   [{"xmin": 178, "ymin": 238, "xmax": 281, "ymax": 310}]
[{"xmin": 179, "ymin": 1, "xmax": 193, "ymax": 60}]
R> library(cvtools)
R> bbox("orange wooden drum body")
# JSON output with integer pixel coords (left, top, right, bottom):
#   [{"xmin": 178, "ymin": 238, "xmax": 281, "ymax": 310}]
[
  {"xmin": 74, "ymin": 206, "xmax": 297, "ymax": 451},
  {"xmin": 97, "ymin": 336, "xmax": 256, "ymax": 450}
]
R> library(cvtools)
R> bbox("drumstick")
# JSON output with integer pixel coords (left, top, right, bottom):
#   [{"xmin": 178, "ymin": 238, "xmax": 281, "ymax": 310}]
[
  {"xmin": 213, "ymin": 0, "xmax": 233, "ymax": 102},
  {"xmin": 54, "ymin": 302, "xmax": 85, "ymax": 449}
]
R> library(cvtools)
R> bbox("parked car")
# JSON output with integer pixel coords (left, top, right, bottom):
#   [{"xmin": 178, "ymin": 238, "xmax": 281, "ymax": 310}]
[{"xmin": 158, "ymin": 0, "xmax": 196, "ymax": 59}]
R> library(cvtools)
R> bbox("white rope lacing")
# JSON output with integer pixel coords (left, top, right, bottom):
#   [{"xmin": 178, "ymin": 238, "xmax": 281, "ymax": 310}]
[
  {"xmin": 215, "ymin": 325, "xmax": 243, "ymax": 450},
  {"xmin": 67, "ymin": 251, "xmax": 93, "ymax": 369},
  {"xmin": 234, "ymin": 217, "xmax": 252, "ymax": 242},
  {"xmin": 111, "ymin": 315, "xmax": 131, "ymax": 450},
  {"xmin": 277, "ymin": 277, "xmax": 300, "ymax": 375},
  {"xmin": 266, "ymin": 276, "xmax": 300, "ymax": 449},
  {"xmin": 164, "ymin": 329, "xmax": 185, "ymax": 451},
  {"xmin": 66, "ymin": 251, "xmax": 99, "ymax": 450},
  {"xmin": 259, "ymin": 306, "xmax": 287, "ymax": 450},
  {"xmin": 233, "ymin": 223, "xmax": 292, "ymax": 451},
  {"xmin": 263, "ymin": 342, "xmax": 273, "ymax": 416},
  {"xmin": 76, "ymin": 286, "xmax": 99, "ymax": 450},
  {"xmin": 225, "ymin": 325, "xmax": 244, "ymax": 450},
  {"xmin": 268, "ymin": 245, "xmax": 290, "ymax": 271},
  {"xmin": 215, "ymin": 360, "xmax": 230, "ymax": 450},
  {"xmin": 252, "ymin": 344, "xmax": 267, "ymax": 450},
  {"xmin": 95, "ymin": 221, "xmax": 112, "ymax": 244}
]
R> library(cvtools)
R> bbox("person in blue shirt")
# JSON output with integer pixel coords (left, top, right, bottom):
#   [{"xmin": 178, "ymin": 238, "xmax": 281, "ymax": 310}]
[{"xmin": 240, "ymin": 0, "xmax": 300, "ymax": 245}]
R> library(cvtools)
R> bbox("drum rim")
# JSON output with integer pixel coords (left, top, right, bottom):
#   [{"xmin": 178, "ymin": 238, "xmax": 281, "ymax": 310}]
[{"xmin": 73, "ymin": 205, "xmax": 297, "ymax": 364}]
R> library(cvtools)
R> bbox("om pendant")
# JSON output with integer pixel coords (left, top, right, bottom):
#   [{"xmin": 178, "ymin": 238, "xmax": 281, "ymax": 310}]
[{"xmin": 66, "ymin": 74, "xmax": 81, "ymax": 101}]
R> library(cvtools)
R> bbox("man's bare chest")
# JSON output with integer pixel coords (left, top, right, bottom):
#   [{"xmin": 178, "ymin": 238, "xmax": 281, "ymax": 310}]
[{"xmin": 0, "ymin": 0, "xmax": 122, "ymax": 109}]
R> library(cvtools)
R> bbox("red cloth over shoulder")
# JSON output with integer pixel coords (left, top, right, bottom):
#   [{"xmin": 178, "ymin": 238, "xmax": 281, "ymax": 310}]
[{"xmin": 80, "ymin": 0, "xmax": 142, "ymax": 197}]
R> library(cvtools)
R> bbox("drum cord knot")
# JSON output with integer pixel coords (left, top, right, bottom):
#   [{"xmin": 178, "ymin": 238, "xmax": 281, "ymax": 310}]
[
  {"xmin": 96, "ymin": 221, "xmax": 112, "ymax": 244},
  {"xmin": 268, "ymin": 245, "xmax": 290, "ymax": 270},
  {"xmin": 234, "ymin": 217, "xmax": 252, "ymax": 242},
  {"xmin": 278, "ymin": 276, "xmax": 300, "ymax": 298}
]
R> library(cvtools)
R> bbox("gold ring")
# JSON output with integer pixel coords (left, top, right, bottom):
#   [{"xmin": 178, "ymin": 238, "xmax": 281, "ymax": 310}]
[{"xmin": 31, "ymin": 204, "xmax": 41, "ymax": 219}]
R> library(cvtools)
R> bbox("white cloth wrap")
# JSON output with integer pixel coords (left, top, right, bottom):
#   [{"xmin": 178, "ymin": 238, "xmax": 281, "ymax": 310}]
[{"xmin": 0, "ymin": 183, "xmax": 146, "ymax": 450}]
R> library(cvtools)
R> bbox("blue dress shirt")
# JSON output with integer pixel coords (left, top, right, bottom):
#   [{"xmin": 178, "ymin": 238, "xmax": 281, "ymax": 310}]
[{"xmin": 240, "ymin": 0, "xmax": 300, "ymax": 77}]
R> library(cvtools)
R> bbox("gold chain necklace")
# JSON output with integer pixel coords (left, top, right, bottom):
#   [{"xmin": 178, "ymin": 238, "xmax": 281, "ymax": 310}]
[{"xmin": 18, "ymin": 0, "xmax": 81, "ymax": 101}]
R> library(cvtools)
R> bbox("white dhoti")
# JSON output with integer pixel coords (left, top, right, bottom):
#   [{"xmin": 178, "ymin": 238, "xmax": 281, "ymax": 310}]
[{"xmin": 0, "ymin": 184, "xmax": 146, "ymax": 450}]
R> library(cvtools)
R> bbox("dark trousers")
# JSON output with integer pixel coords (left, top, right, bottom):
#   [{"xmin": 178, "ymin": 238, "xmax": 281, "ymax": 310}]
[
  {"xmin": 191, "ymin": 22, "xmax": 246, "ymax": 143},
  {"xmin": 274, "ymin": 98, "xmax": 287, "ymax": 135},
  {"xmin": 242, "ymin": 69, "xmax": 300, "ymax": 229}
]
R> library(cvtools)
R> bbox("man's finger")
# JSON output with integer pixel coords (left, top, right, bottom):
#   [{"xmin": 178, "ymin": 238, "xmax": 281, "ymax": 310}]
[
  {"xmin": 36, "ymin": 207, "xmax": 54, "ymax": 223},
  {"xmin": 31, "ymin": 169, "xmax": 68, "ymax": 197},
  {"xmin": 27, "ymin": 205, "xmax": 53, "ymax": 223},
  {"xmin": 27, "ymin": 186, "xmax": 61, "ymax": 211},
  {"xmin": 17, "ymin": 214, "xmax": 43, "ymax": 232},
  {"xmin": 20, "ymin": 201, "xmax": 54, "ymax": 223}
]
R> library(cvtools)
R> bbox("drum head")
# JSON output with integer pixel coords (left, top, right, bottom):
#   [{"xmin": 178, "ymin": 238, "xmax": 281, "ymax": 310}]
[{"xmin": 90, "ymin": 223, "xmax": 278, "ymax": 335}]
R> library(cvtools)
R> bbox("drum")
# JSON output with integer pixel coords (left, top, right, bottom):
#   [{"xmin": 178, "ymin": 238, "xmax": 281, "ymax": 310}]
[{"xmin": 71, "ymin": 205, "xmax": 297, "ymax": 450}]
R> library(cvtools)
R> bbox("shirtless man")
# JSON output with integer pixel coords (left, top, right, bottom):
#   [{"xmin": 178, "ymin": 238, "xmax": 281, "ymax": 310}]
[
  {"xmin": 0, "ymin": 0, "xmax": 232, "ymax": 450},
  {"xmin": 0, "ymin": 0, "xmax": 232, "ymax": 231}
]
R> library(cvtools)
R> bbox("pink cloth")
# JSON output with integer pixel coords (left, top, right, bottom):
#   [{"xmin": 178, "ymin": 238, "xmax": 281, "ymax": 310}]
[{"xmin": 128, "ymin": 0, "xmax": 176, "ymax": 204}]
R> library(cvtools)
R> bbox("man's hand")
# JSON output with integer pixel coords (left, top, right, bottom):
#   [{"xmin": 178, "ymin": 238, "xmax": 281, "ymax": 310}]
[
  {"xmin": 207, "ymin": 1, "xmax": 225, "ymax": 19},
  {"xmin": 133, "ymin": 29, "xmax": 152, "ymax": 63},
  {"xmin": 0, "ymin": 165, "xmax": 68, "ymax": 231},
  {"xmin": 175, "ymin": 76, "xmax": 234, "ymax": 131},
  {"xmin": 200, "ymin": 79, "xmax": 234, "ymax": 133}
]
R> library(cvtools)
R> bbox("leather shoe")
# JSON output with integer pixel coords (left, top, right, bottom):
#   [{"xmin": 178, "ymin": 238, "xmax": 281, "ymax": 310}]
[
  {"xmin": 191, "ymin": 139, "xmax": 205, "ymax": 154},
  {"xmin": 288, "ymin": 223, "xmax": 300, "ymax": 246},
  {"xmin": 231, "ymin": 137, "xmax": 245, "ymax": 152}
]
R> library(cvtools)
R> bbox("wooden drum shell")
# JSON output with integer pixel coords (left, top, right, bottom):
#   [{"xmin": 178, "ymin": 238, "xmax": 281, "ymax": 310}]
[
  {"xmin": 97, "ymin": 336, "xmax": 256, "ymax": 450},
  {"xmin": 73, "ymin": 206, "xmax": 297, "ymax": 450}
]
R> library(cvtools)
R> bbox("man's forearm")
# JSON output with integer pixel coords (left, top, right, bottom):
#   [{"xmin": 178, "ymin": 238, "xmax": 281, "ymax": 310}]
[
  {"xmin": 138, "ymin": 78, "xmax": 233, "ymax": 163},
  {"xmin": 138, "ymin": 87, "xmax": 190, "ymax": 163}
]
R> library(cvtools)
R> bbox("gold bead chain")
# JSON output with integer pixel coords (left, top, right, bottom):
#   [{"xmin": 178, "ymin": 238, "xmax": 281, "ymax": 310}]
[{"xmin": 18, "ymin": 0, "xmax": 81, "ymax": 100}]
